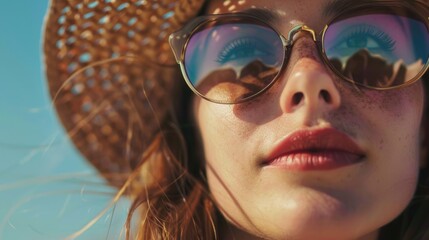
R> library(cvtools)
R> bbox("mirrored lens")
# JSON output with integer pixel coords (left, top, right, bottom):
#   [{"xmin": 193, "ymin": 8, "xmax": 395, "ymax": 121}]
[
  {"xmin": 184, "ymin": 19, "xmax": 284, "ymax": 103},
  {"xmin": 324, "ymin": 13, "xmax": 429, "ymax": 88}
]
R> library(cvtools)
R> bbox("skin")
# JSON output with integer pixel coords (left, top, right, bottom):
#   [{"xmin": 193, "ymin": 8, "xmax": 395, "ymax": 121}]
[{"xmin": 192, "ymin": 0, "xmax": 425, "ymax": 239}]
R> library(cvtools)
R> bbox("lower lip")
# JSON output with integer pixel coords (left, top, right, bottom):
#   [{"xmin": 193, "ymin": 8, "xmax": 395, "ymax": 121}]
[{"xmin": 265, "ymin": 151, "xmax": 364, "ymax": 171}]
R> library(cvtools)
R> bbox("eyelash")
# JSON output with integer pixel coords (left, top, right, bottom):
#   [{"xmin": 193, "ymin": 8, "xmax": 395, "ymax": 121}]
[
  {"xmin": 338, "ymin": 24, "xmax": 396, "ymax": 51},
  {"xmin": 216, "ymin": 37, "xmax": 270, "ymax": 63}
]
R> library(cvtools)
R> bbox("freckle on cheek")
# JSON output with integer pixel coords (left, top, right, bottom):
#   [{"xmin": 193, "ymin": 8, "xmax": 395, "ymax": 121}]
[
  {"xmin": 357, "ymin": 85, "xmax": 422, "ymax": 119},
  {"xmin": 380, "ymin": 92, "xmax": 408, "ymax": 117},
  {"xmin": 378, "ymin": 139, "xmax": 384, "ymax": 151}
]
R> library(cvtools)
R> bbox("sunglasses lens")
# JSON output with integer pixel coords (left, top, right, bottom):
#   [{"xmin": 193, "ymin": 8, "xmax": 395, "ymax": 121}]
[
  {"xmin": 324, "ymin": 13, "xmax": 429, "ymax": 88},
  {"xmin": 184, "ymin": 18, "xmax": 284, "ymax": 103}
]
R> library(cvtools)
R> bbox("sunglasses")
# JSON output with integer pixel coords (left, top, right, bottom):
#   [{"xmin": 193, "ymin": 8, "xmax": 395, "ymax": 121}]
[{"xmin": 169, "ymin": 5, "xmax": 429, "ymax": 104}]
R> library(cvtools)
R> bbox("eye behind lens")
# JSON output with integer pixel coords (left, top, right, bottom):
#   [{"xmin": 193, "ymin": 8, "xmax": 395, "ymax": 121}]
[
  {"xmin": 323, "ymin": 12, "xmax": 429, "ymax": 89},
  {"xmin": 182, "ymin": 16, "xmax": 285, "ymax": 103}
]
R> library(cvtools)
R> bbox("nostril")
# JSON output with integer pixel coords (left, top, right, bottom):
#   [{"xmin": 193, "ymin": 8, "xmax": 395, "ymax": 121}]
[
  {"xmin": 292, "ymin": 92, "xmax": 304, "ymax": 105},
  {"xmin": 320, "ymin": 89, "xmax": 331, "ymax": 103}
]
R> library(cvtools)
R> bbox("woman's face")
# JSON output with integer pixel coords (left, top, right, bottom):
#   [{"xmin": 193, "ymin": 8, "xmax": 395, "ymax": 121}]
[{"xmin": 193, "ymin": 0, "xmax": 425, "ymax": 239}]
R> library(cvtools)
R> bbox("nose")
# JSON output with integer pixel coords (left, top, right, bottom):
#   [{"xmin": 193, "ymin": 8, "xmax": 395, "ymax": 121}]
[{"xmin": 279, "ymin": 38, "xmax": 341, "ymax": 114}]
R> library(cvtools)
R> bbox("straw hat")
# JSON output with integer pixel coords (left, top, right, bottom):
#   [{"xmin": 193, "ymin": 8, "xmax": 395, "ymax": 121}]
[{"xmin": 43, "ymin": 0, "xmax": 205, "ymax": 187}]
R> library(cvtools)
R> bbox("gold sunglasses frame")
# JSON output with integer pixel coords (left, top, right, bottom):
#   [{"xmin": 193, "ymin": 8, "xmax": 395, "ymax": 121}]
[{"xmin": 169, "ymin": 3, "xmax": 429, "ymax": 104}]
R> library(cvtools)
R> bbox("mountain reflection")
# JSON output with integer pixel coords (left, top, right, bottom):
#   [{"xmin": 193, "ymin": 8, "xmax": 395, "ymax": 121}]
[
  {"xmin": 195, "ymin": 49, "xmax": 424, "ymax": 103},
  {"xmin": 197, "ymin": 60, "xmax": 279, "ymax": 102},
  {"xmin": 329, "ymin": 49, "xmax": 423, "ymax": 88}
]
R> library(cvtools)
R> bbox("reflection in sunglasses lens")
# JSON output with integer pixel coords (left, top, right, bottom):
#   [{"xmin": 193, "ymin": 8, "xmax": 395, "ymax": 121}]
[
  {"xmin": 324, "ymin": 14, "xmax": 429, "ymax": 88},
  {"xmin": 184, "ymin": 19, "xmax": 284, "ymax": 103}
]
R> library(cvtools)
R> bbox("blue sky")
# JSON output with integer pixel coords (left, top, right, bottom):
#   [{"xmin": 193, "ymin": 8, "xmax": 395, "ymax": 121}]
[{"xmin": 0, "ymin": 2, "xmax": 128, "ymax": 239}]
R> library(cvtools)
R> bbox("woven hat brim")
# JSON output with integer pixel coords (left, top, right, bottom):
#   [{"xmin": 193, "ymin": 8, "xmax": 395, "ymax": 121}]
[{"xmin": 43, "ymin": 0, "xmax": 204, "ymax": 187}]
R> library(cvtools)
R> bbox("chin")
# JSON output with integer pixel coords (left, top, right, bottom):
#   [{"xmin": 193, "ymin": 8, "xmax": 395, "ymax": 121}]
[{"xmin": 223, "ymin": 190, "xmax": 399, "ymax": 240}]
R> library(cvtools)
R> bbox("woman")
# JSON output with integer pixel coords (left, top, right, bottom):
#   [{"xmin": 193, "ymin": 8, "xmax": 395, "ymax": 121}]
[{"xmin": 44, "ymin": 0, "xmax": 429, "ymax": 239}]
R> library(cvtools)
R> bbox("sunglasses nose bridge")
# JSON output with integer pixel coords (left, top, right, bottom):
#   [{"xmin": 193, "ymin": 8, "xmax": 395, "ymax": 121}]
[{"xmin": 285, "ymin": 25, "xmax": 317, "ymax": 47}]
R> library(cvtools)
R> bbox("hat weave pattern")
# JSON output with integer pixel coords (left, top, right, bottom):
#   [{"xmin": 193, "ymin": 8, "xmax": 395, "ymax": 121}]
[{"xmin": 44, "ymin": 0, "xmax": 204, "ymax": 187}]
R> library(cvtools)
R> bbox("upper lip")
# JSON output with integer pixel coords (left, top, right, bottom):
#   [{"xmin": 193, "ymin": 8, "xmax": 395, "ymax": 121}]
[{"xmin": 264, "ymin": 128, "xmax": 365, "ymax": 164}]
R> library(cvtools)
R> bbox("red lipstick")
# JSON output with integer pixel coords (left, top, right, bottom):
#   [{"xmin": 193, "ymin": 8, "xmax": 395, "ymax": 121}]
[{"xmin": 264, "ymin": 128, "xmax": 365, "ymax": 170}]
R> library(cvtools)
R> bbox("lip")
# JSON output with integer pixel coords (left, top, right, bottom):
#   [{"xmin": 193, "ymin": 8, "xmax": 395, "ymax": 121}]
[{"xmin": 263, "ymin": 128, "xmax": 365, "ymax": 171}]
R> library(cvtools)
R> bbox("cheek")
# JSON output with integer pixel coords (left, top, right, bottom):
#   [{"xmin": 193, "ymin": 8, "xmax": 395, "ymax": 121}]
[
  {"xmin": 363, "ymin": 83, "xmax": 423, "ymax": 154},
  {"xmin": 334, "ymin": 80, "xmax": 424, "ymax": 146},
  {"xmin": 194, "ymin": 98, "xmax": 259, "ymax": 145},
  {"xmin": 193, "ymin": 97, "xmax": 264, "ymax": 227},
  {"xmin": 343, "ymin": 79, "xmax": 424, "ymax": 163},
  {"xmin": 193, "ymin": 98, "xmax": 248, "ymax": 174},
  {"xmin": 342, "ymin": 76, "xmax": 424, "ymax": 117},
  {"xmin": 343, "ymin": 81, "xmax": 424, "ymax": 219}
]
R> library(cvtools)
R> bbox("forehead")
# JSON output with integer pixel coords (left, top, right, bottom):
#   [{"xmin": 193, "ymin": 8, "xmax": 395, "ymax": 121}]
[{"xmin": 206, "ymin": 0, "xmax": 335, "ymax": 28}]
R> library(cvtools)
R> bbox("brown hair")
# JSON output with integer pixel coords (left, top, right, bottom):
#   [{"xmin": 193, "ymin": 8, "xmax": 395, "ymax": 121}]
[{"xmin": 123, "ymin": 121, "xmax": 218, "ymax": 239}]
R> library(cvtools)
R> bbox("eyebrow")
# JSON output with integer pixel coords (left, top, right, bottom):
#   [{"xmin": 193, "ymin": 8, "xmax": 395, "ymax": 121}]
[
  {"xmin": 323, "ymin": 0, "xmax": 417, "ymax": 17},
  {"xmin": 239, "ymin": 8, "xmax": 281, "ymax": 26},
  {"xmin": 239, "ymin": 1, "xmax": 368, "ymax": 24},
  {"xmin": 323, "ymin": 0, "xmax": 409, "ymax": 31},
  {"xmin": 239, "ymin": 1, "xmax": 360, "ymax": 21},
  {"xmin": 323, "ymin": 0, "xmax": 361, "ymax": 17}
]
